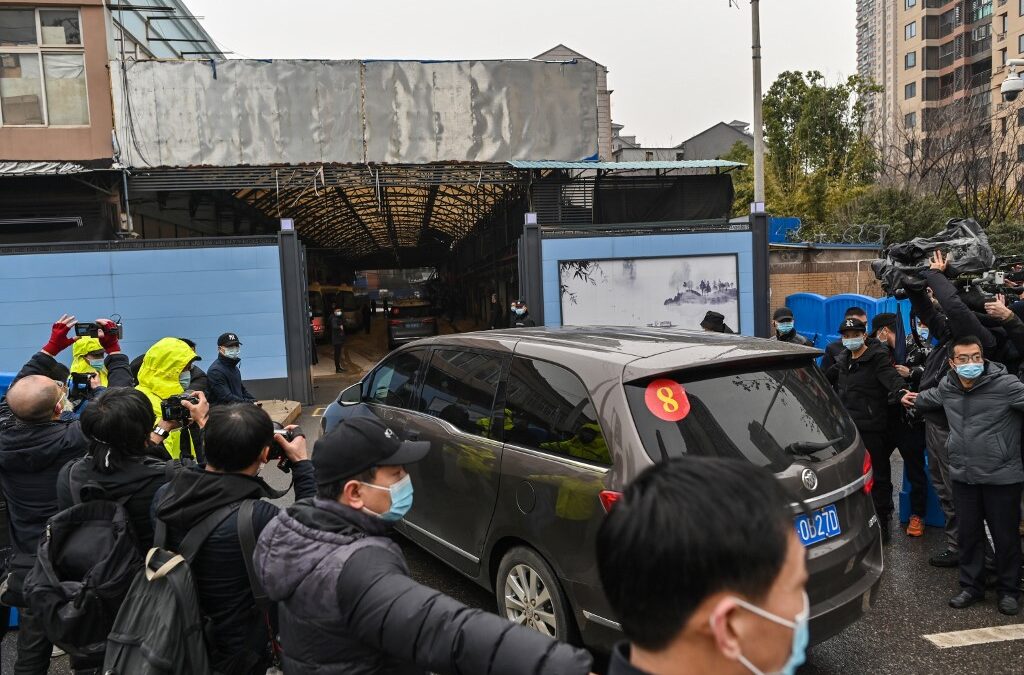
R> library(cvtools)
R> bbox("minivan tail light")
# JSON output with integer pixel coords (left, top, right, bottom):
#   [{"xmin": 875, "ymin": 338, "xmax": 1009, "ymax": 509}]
[
  {"xmin": 599, "ymin": 490, "xmax": 623, "ymax": 512},
  {"xmin": 422, "ymin": 317, "xmax": 435, "ymax": 323},
  {"xmin": 389, "ymin": 320, "xmax": 402, "ymax": 327},
  {"xmin": 862, "ymin": 451, "xmax": 874, "ymax": 494}
]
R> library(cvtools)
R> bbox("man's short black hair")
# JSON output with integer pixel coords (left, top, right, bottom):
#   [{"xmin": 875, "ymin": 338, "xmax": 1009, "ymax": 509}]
[
  {"xmin": 316, "ymin": 467, "xmax": 377, "ymax": 501},
  {"xmin": 844, "ymin": 306, "xmax": 867, "ymax": 318},
  {"xmin": 597, "ymin": 457, "xmax": 794, "ymax": 651},
  {"xmin": 178, "ymin": 337, "xmax": 197, "ymax": 351},
  {"xmin": 204, "ymin": 404, "xmax": 274, "ymax": 472},
  {"xmin": 80, "ymin": 388, "xmax": 154, "ymax": 474},
  {"xmin": 948, "ymin": 334, "xmax": 984, "ymax": 357}
]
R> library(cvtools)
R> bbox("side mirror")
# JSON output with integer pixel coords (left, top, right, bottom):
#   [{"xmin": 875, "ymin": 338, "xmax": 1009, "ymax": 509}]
[{"xmin": 339, "ymin": 382, "xmax": 362, "ymax": 406}]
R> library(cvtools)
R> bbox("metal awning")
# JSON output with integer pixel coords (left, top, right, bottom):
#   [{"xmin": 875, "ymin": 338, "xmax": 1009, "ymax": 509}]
[{"xmin": 507, "ymin": 160, "xmax": 745, "ymax": 170}]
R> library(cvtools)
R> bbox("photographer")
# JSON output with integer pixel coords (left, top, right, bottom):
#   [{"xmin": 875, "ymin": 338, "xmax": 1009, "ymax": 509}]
[
  {"xmin": 985, "ymin": 294, "xmax": 1024, "ymax": 374},
  {"xmin": 0, "ymin": 316, "xmax": 129, "ymax": 674},
  {"xmin": 826, "ymin": 316, "xmax": 910, "ymax": 542},
  {"xmin": 153, "ymin": 404, "xmax": 313, "ymax": 675},
  {"xmin": 135, "ymin": 337, "xmax": 204, "ymax": 460},
  {"xmin": 908, "ymin": 336, "xmax": 1024, "ymax": 615},
  {"xmin": 57, "ymin": 388, "xmax": 208, "ymax": 551},
  {"xmin": 71, "ymin": 337, "xmax": 108, "ymax": 388}
]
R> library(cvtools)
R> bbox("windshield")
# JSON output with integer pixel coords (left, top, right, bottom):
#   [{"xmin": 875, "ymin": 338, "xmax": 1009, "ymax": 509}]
[{"xmin": 625, "ymin": 363, "xmax": 856, "ymax": 473}]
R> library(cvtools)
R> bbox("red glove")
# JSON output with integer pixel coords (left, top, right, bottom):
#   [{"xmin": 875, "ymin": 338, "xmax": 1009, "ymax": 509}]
[
  {"xmin": 41, "ymin": 322, "xmax": 76, "ymax": 356},
  {"xmin": 97, "ymin": 320, "xmax": 121, "ymax": 354}
]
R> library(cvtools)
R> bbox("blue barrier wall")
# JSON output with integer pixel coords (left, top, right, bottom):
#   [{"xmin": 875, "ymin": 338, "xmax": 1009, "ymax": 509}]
[
  {"xmin": 0, "ymin": 245, "xmax": 288, "ymax": 389},
  {"xmin": 540, "ymin": 232, "xmax": 756, "ymax": 334},
  {"xmin": 785, "ymin": 292, "xmax": 913, "ymax": 348}
]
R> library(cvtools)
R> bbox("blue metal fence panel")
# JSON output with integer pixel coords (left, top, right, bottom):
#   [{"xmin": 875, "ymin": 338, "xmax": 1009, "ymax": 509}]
[{"xmin": 0, "ymin": 245, "xmax": 287, "ymax": 380}]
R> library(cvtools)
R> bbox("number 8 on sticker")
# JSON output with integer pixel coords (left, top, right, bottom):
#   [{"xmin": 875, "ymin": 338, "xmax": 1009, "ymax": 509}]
[{"xmin": 644, "ymin": 379, "xmax": 690, "ymax": 422}]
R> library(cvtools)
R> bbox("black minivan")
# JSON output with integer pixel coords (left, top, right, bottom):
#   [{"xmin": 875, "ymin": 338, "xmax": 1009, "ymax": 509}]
[{"xmin": 322, "ymin": 327, "xmax": 883, "ymax": 651}]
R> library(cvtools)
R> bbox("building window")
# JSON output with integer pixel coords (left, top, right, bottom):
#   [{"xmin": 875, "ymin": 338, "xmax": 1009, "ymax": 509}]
[
  {"xmin": 1018, "ymin": 108, "xmax": 1024, "ymax": 125},
  {"xmin": 906, "ymin": 0, "xmax": 916, "ymax": 7},
  {"xmin": 1002, "ymin": 13, "xmax": 1009, "ymax": 34},
  {"xmin": 1003, "ymin": 116, "xmax": 1009, "ymax": 134},
  {"xmin": 1002, "ymin": 47, "xmax": 1009, "ymax": 65},
  {"xmin": 904, "ymin": 141, "xmax": 915, "ymax": 159},
  {"xmin": 675, "ymin": 151, "xmax": 684, "ymax": 160},
  {"xmin": 1020, "ymin": 33, "xmax": 1024, "ymax": 53},
  {"xmin": 905, "ymin": 81, "xmax": 917, "ymax": 99},
  {"xmin": 905, "ymin": 111, "xmax": 917, "ymax": 129},
  {"xmin": 0, "ymin": 8, "xmax": 87, "ymax": 126},
  {"xmin": 905, "ymin": 51, "xmax": 917, "ymax": 69},
  {"xmin": 905, "ymin": 21, "xmax": 917, "ymax": 40},
  {"xmin": 645, "ymin": 151, "xmax": 654, "ymax": 161},
  {"xmin": 1017, "ymin": 143, "xmax": 1024, "ymax": 162}
]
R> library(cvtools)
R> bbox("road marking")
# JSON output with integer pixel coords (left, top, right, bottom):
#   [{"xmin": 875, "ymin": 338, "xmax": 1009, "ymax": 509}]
[
  {"xmin": 923, "ymin": 624, "xmax": 1024, "ymax": 649},
  {"xmin": 312, "ymin": 407, "xmax": 325, "ymax": 417}
]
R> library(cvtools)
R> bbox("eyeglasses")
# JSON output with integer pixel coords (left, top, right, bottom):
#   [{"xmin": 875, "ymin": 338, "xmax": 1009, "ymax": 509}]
[{"xmin": 951, "ymin": 354, "xmax": 984, "ymax": 364}]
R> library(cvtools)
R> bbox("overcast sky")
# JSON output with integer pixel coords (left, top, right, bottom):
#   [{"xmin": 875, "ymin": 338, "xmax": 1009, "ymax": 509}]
[{"xmin": 184, "ymin": 0, "xmax": 855, "ymax": 148}]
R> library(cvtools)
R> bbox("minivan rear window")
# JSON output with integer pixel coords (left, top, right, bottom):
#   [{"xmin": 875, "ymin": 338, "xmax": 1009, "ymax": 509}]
[
  {"xmin": 392, "ymin": 304, "xmax": 432, "ymax": 318},
  {"xmin": 625, "ymin": 364, "xmax": 856, "ymax": 473}
]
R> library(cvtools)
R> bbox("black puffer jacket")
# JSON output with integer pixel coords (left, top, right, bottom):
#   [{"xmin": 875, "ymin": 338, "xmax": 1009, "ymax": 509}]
[
  {"xmin": 255, "ymin": 498, "xmax": 593, "ymax": 675},
  {"xmin": 827, "ymin": 340, "xmax": 909, "ymax": 434}
]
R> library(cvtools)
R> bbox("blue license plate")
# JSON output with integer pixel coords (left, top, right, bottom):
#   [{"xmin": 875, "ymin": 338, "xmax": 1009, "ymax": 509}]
[{"xmin": 795, "ymin": 504, "xmax": 841, "ymax": 547}]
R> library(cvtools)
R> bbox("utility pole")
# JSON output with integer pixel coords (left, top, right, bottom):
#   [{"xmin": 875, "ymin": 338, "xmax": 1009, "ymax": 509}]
[{"xmin": 751, "ymin": 0, "xmax": 766, "ymax": 210}]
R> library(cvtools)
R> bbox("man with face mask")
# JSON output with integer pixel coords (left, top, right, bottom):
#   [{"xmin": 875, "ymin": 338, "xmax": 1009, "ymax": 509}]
[
  {"xmin": 153, "ymin": 403, "xmax": 313, "ymax": 673},
  {"xmin": 253, "ymin": 415, "xmax": 594, "ymax": 675},
  {"xmin": 907, "ymin": 336, "xmax": 1024, "ymax": 615},
  {"xmin": 826, "ymin": 317, "xmax": 910, "ymax": 543},
  {"xmin": 330, "ymin": 304, "xmax": 346, "ymax": 372},
  {"xmin": 509, "ymin": 299, "xmax": 536, "ymax": 328},
  {"xmin": 770, "ymin": 307, "xmax": 812, "ymax": 346},
  {"xmin": 0, "ymin": 315, "xmax": 131, "ymax": 674},
  {"xmin": 207, "ymin": 332, "xmax": 256, "ymax": 406},
  {"xmin": 597, "ymin": 456, "xmax": 808, "ymax": 675}
]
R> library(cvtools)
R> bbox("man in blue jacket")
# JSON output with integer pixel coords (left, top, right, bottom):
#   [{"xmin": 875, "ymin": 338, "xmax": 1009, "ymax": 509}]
[{"xmin": 207, "ymin": 332, "xmax": 257, "ymax": 406}]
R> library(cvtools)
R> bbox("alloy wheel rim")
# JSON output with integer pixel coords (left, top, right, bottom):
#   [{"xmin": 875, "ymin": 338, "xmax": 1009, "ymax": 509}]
[{"xmin": 504, "ymin": 563, "xmax": 557, "ymax": 636}]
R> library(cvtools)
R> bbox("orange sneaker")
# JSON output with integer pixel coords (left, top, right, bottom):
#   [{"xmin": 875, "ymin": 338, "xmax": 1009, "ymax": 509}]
[{"xmin": 907, "ymin": 515, "xmax": 925, "ymax": 537}]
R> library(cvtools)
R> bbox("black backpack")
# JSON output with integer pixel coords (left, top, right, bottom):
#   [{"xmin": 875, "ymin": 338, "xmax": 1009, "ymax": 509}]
[
  {"xmin": 103, "ymin": 501, "xmax": 267, "ymax": 675},
  {"xmin": 23, "ymin": 499, "xmax": 142, "ymax": 663}
]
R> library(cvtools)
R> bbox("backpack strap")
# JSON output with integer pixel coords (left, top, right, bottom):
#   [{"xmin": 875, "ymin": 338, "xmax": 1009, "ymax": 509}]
[
  {"xmin": 172, "ymin": 503, "xmax": 241, "ymax": 563},
  {"xmin": 237, "ymin": 500, "xmax": 268, "ymax": 608}
]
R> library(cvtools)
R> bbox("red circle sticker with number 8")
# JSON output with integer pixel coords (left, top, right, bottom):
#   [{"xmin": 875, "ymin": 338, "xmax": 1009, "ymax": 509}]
[{"xmin": 644, "ymin": 379, "xmax": 690, "ymax": 422}]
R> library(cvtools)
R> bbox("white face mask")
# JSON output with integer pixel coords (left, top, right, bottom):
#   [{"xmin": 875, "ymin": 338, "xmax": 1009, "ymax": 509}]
[{"xmin": 223, "ymin": 346, "xmax": 240, "ymax": 359}]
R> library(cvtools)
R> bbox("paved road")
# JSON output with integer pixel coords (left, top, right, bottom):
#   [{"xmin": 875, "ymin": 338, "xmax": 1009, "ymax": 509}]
[{"xmin": 8, "ymin": 322, "xmax": 1024, "ymax": 673}]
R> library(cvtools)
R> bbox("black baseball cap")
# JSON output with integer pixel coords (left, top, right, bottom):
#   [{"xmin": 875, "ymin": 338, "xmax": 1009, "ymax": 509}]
[
  {"xmin": 838, "ymin": 317, "xmax": 867, "ymax": 333},
  {"xmin": 217, "ymin": 332, "xmax": 242, "ymax": 347},
  {"xmin": 773, "ymin": 307, "xmax": 794, "ymax": 321},
  {"xmin": 313, "ymin": 415, "xmax": 431, "ymax": 485}
]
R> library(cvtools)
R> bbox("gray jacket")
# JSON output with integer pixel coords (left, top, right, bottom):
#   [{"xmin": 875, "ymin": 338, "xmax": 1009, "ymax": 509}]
[
  {"xmin": 254, "ymin": 497, "xmax": 593, "ymax": 675},
  {"xmin": 915, "ymin": 361, "xmax": 1024, "ymax": 485}
]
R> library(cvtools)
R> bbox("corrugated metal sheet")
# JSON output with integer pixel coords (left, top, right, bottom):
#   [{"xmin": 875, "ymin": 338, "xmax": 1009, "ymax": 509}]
[
  {"xmin": 112, "ymin": 59, "xmax": 599, "ymax": 168},
  {"xmin": 507, "ymin": 160, "xmax": 745, "ymax": 169}
]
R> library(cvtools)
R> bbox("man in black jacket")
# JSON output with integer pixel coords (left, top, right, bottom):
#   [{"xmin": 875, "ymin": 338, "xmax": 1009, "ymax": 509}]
[
  {"xmin": 826, "ymin": 317, "xmax": 910, "ymax": 542},
  {"xmin": 0, "ymin": 315, "xmax": 131, "ymax": 675},
  {"xmin": 909, "ymin": 336, "xmax": 1024, "ymax": 615},
  {"xmin": 820, "ymin": 306, "xmax": 867, "ymax": 372},
  {"xmin": 770, "ymin": 307, "xmax": 813, "ymax": 346},
  {"xmin": 153, "ymin": 403, "xmax": 313, "ymax": 675},
  {"xmin": 254, "ymin": 416, "xmax": 593, "ymax": 675},
  {"xmin": 207, "ymin": 332, "xmax": 256, "ymax": 405},
  {"xmin": 906, "ymin": 250, "xmax": 998, "ymax": 567}
]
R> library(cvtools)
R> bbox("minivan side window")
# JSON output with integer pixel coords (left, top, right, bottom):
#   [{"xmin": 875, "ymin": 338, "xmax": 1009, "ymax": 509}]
[
  {"xmin": 417, "ymin": 349, "xmax": 504, "ymax": 438},
  {"xmin": 366, "ymin": 350, "xmax": 426, "ymax": 409},
  {"xmin": 505, "ymin": 357, "xmax": 611, "ymax": 465}
]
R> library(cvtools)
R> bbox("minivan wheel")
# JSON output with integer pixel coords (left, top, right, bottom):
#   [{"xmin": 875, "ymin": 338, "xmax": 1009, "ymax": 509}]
[{"xmin": 496, "ymin": 546, "xmax": 574, "ymax": 642}]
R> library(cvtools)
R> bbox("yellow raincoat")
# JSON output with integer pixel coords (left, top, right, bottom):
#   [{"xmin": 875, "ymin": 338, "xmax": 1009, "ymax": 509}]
[
  {"xmin": 136, "ymin": 337, "xmax": 196, "ymax": 459},
  {"xmin": 70, "ymin": 337, "xmax": 108, "ymax": 387}
]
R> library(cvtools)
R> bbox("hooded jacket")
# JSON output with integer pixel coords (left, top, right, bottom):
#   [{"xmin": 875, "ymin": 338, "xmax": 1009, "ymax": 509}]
[
  {"xmin": 136, "ymin": 338, "xmax": 197, "ymax": 459},
  {"xmin": 0, "ymin": 351, "xmax": 132, "ymax": 557},
  {"xmin": 254, "ymin": 498, "xmax": 593, "ymax": 675},
  {"xmin": 826, "ymin": 338, "xmax": 908, "ymax": 434},
  {"xmin": 914, "ymin": 361, "xmax": 1024, "ymax": 485},
  {"xmin": 207, "ymin": 353, "xmax": 255, "ymax": 405},
  {"xmin": 153, "ymin": 462, "xmax": 316, "ymax": 673},
  {"xmin": 71, "ymin": 337, "xmax": 108, "ymax": 387}
]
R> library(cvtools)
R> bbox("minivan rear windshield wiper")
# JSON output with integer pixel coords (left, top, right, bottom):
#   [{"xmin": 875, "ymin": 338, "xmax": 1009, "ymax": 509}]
[{"xmin": 784, "ymin": 437, "xmax": 844, "ymax": 456}]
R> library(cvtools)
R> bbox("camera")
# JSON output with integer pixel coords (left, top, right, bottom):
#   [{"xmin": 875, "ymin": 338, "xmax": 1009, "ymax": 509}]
[
  {"xmin": 74, "ymin": 321, "xmax": 122, "ymax": 339},
  {"xmin": 160, "ymin": 393, "xmax": 200, "ymax": 423},
  {"xmin": 270, "ymin": 422, "xmax": 305, "ymax": 473},
  {"xmin": 1002, "ymin": 71, "xmax": 1024, "ymax": 102},
  {"xmin": 68, "ymin": 372, "xmax": 96, "ymax": 402}
]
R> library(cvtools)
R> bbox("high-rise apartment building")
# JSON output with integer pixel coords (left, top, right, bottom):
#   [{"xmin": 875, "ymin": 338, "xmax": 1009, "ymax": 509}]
[{"xmin": 858, "ymin": 0, "xmax": 900, "ymax": 132}]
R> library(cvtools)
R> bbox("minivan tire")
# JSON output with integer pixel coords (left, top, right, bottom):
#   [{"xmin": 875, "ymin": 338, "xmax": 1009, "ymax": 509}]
[{"xmin": 496, "ymin": 546, "xmax": 575, "ymax": 643}]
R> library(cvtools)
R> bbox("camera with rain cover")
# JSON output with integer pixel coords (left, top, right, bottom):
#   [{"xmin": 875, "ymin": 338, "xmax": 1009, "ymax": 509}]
[
  {"xmin": 160, "ymin": 393, "xmax": 199, "ymax": 423},
  {"xmin": 270, "ymin": 422, "xmax": 305, "ymax": 473}
]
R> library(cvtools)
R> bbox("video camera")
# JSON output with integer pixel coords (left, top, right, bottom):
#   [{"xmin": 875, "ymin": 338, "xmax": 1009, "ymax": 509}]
[
  {"xmin": 270, "ymin": 422, "xmax": 305, "ymax": 473},
  {"xmin": 67, "ymin": 372, "xmax": 96, "ymax": 402},
  {"xmin": 74, "ymin": 321, "xmax": 123, "ymax": 339},
  {"xmin": 160, "ymin": 393, "xmax": 199, "ymax": 423}
]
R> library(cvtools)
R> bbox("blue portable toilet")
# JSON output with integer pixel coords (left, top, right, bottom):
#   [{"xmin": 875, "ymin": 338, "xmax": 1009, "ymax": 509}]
[
  {"xmin": 0, "ymin": 372, "xmax": 14, "ymax": 399},
  {"xmin": 785, "ymin": 293, "xmax": 826, "ymax": 345}
]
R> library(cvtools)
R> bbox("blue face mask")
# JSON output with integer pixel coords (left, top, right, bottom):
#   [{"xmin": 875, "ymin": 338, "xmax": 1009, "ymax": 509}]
[
  {"xmin": 955, "ymin": 363, "xmax": 984, "ymax": 380},
  {"xmin": 224, "ymin": 347, "xmax": 241, "ymax": 360},
  {"xmin": 842, "ymin": 337, "xmax": 865, "ymax": 352},
  {"xmin": 87, "ymin": 359, "xmax": 105, "ymax": 370},
  {"xmin": 918, "ymin": 327, "xmax": 929, "ymax": 341},
  {"xmin": 179, "ymin": 373, "xmax": 191, "ymax": 390},
  {"xmin": 361, "ymin": 474, "xmax": 414, "ymax": 522},
  {"xmin": 776, "ymin": 321, "xmax": 795, "ymax": 335},
  {"xmin": 729, "ymin": 593, "xmax": 809, "ymax": 675}
]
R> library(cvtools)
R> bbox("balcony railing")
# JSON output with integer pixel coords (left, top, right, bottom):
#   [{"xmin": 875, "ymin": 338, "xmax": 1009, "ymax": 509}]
[{"xmin": 970, "ymin": 36, "xmax": 992, "ymax": 54}]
